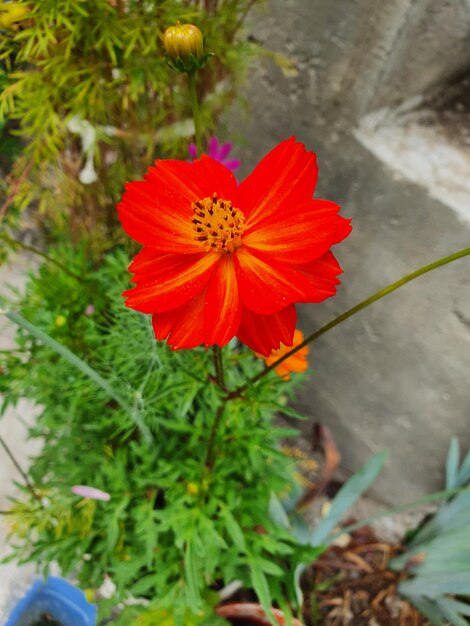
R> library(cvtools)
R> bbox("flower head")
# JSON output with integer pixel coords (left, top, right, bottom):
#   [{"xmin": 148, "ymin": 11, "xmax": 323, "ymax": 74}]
[
  {"xmin": 71, "ymin": 485, "xmax": 111, "ymax": 502},
  {"xmin": 55, "ymin": 315, "xmax": 66, "ymax": 327},
  {"xmin": 118, "ymin": 137, "xmax": 351, "ymax": 355},
  {"xmin": 258, "ymin": 328, "xmax": 310, "ymax": 380},
  {"xmin": 186, "ymin": 482, "xmax": 199, "ymax": 496},
  {"xmin": 162, "ymin": 22, "xmax": 207, "ymax": 73},
  {"xmin": 189, "ymin": 136, "xmax": 240, "ymax": 172},
  {"xmin": 0, "ymin": 2, "xmax": 28, "ymax": 29}
]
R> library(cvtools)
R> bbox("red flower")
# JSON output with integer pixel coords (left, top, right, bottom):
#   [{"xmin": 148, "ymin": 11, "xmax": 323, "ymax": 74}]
[{"xmin": 118, "ymin": 137, "xmax": 351, "ymax": 355}]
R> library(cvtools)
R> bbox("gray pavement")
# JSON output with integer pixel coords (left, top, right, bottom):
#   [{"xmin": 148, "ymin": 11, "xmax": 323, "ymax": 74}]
[{"xmin": 0, "ymin": 255, "xmax": 39, "ymax": 620}]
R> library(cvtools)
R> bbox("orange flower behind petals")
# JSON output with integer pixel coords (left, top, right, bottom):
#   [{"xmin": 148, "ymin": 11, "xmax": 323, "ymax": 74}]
[
  {"xmin": 117, "ymin": 137, "xmax": 351, "ymax": 356},
  {"xmin": 258, "ymin": 329, "xmax": 310, "ymax": 380}
]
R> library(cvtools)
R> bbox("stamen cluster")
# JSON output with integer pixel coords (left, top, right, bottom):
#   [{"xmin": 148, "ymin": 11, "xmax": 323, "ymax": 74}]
[{"xmin": 192, "ymin": 193, "xmax": 245, "ymax": 253}]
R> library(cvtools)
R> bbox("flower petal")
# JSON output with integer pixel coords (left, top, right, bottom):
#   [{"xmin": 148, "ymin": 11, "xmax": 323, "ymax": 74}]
[
  {"xmin": 243, "ymin": 200, "xmax": 352, "ymax": 264},
  {"xmin": 118, "ymin": 161, "xmax": 203, "ymax": 254},
  {"xmin": 208, "ymin": 136, "xmax": 220, "ymax": 159},
  {"xmin": 238, "ymin": 137, "xmax": 317, "ymax": 229},
  {"xmin": 151, "ymin": 310, "xmax": 174, "ymax": 342},
  {"xmin": 234, "ymin": 247, "xmax": 314, "ymax": 315},
  {"xmin": 296, "ymin": 251, "xmax": 344, "ymax": 303},
  {"xmin": 124, "ymin": 248, "xmax": 219, "ymax": 313},
  {"xmin": 71, "ymin": 485, "xmax": 111, "ymax": 502},
  {"xmin": 218, "ymin": 141, "xmax": 233, "ymax": 161},
  {"xmin": 118, "ymin": 156, "xmax": 238, "ymax": 254},
  {"xmin": 223, "ymin": 159, "xmax": 241, "ymax": 172},
  {"xmin": 152, "ymin": 291, "xmax": 206, "ymax": 350},
  {"xmin": 145, "ymin": 159, "xmax": 204, "ymax": 200},
  {"xmin": 192, "ymin": 154, "xmax": 238, "ymax": 200},
  {"xmin": 237, "ymin": 305, "xmax": 297, "ymax": 356},
  {"xmin": 203, "ymin": 256, "xmax": 242, "ymax": 347},
  {"xmin": 151, "ymin": 257, "xmax": 241, "ymax": 349}
]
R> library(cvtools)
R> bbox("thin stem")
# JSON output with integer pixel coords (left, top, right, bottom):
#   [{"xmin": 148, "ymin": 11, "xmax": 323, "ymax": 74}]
[
  {"xmin": 232, "ymin": 0, "xmax": 258, "ymax": 37},
  {"xmin": 188, "ymin": 71, "xmax": 202, "ymax": 156},
  {"xmin": 0, "ymin": 159, "xmax": 33, "ymax": 222},
  {"xmin": 212, "ymin": 345, "xmax": 226, "ymax": 390},
  {"xmin": 0, "ymin": 434, "xmax": 40, "ymax": 502},
  {"xmin": 0, "ymin": 233, "xmax": 83, "ymax": 281},
  {"xmin": 205, "ymin": 404, "xmax": 225, "ymax": 469},
  {"xmin": 205, "ymin": 348, "xmax": 227, "ymax": 467},
  {"xmin": 240, "ymin": 247, "xmax": 470, "ymax": 392}
]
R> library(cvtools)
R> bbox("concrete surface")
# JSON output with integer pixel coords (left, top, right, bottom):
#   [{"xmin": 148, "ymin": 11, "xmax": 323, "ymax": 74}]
[
  {"xmin": 230, "ymin": 0, "xmax": 470, "ymax": 504},
  {"xmin": 0, "ymin": 256, "xmax": 39, "ymax": 621},
  {"xmin": 355, "ymin": 75, "xmax": 470, "ymax": 224}
]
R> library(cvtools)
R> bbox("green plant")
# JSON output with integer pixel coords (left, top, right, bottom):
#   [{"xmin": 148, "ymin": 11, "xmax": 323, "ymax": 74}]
[
  {"xmin": 0, "ymin": 0, "xmax": 260, "ymax": 259},
  {"xmin": 2, "ymin": 232, "xmax": 469, "ymax": 619},
  {"xmin": 389, "ymin": 439, "xmax": 470, "ymax": 626},
  {"xmin": 1, "ymin": 245, "xmax": 320, "ymax": 623}
]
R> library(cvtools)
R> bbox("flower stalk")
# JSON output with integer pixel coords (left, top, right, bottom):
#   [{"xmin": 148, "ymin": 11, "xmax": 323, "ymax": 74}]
[
  {"xmin": 212, "ymin": 345, "xmax": 226, "ymax": 391},
  {"xmin": 0, "ymin": 434, "xmax": 41, "ymax": 503},
  {"xmin": 205, "ymin": 403, "xmax": 225, "ymax": 469},
  {"xmin": 248, "ymin": 246, "xmax": 470, "ymax": 387},
  {"xmin": 188, "ymin": 71, "xmax": 203, "ymax": 156}
]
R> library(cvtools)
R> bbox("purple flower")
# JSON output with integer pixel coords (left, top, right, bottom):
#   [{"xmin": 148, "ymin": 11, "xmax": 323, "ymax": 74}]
[
  {"xmin": 84, "ymin": 304, "xmax": 95, "ymax": 316},
  {"xmin": 71, "ymin": 485, "xmax": 111, "ymax": 501},
  {"xmin": 188, "ymin": 136, "xmax": 241, "ymax": 172}
]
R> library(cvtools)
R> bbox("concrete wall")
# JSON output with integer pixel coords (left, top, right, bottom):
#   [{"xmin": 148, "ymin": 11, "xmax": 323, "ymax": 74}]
[{"xmin": 230, "ymin": 0, "xmax": 470, "ymax": 504}]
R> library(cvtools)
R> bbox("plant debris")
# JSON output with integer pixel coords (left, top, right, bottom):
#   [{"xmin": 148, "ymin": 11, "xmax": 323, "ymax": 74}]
[{"xmin": 301, "ymin": 526, "xmax": 430, "ymax": 626}]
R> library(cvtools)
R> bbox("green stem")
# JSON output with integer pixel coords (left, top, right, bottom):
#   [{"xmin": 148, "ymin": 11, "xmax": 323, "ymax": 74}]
[
  {"xmin": 0, "ymin": 434, "xmax": 40, "ymax": 502},
  {"xmin": 206, "ymin": 347, "xmax": 227, "ymax": 467},
  {"xmin": 246, "ymin": 247, "xmax": 470, "ymax": 390},
  {"xmin": 188, "ymin": 71, "xmax": 202, "ymax": 156},
  {"xmin": 204, "ymin": 403, "xmax": 225, "ymax": 469},
  {"xmin": 212, "ymin": 345, "xmax": 226, "ymax": 390}
]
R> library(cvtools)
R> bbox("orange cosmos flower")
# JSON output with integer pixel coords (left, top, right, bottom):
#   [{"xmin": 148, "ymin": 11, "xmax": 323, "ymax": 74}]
[
  {"xmin": 258, "ymin": 328, "xmax": 310, "ymax": 380},
  {"xmin": 117, "ymin": 137, "xmax": 351, "ymax": 356}
]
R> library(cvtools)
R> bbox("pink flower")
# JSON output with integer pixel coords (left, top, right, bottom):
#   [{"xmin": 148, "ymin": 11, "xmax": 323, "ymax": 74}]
[
  {"xmin": 71, "ymin": 485, "xmax": 111, "ymax": 501},
  {"xmin": 188, "ymin": 136, "xmax": 240, "ymax": 172},
  {"xmin": 84, "ymin": 304, "xmax": 95, "ymax": 316}
]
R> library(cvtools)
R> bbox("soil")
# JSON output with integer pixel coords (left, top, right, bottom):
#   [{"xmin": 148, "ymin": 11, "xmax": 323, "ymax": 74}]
[
  {"xmin": 28, "ymin": 614, "xmax": 64, "ymax": 626},
  {"xmin": 300, "ymin": 526, "xmax": 429, "ymax": 626}
]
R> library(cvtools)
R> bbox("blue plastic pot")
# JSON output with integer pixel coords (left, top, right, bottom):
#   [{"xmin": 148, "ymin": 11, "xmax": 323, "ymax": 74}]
[{"xmin": 5, "ymin": 576, "xmax": 96, "ymax": 626}]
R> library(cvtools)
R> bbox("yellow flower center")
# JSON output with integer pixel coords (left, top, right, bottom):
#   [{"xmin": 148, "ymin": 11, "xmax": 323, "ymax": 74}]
[{"xmin": 192, "ymin": 193, "xmax": 245, "ymax": 253}]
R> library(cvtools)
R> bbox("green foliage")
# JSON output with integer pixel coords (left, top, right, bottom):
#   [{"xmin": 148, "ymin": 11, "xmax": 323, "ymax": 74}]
[
  {"xmin": 390, "ymin": 439, "xmax": 470, "ymax": 626},
  {"xmin": 110, "ymin": 603, "xmax": 227, "ymax": 626},
  {"xmin": 269, "ymin": 450, "xmax": 388, "ymax": 609},
  {"xmin": 0, "ymin": 117, "xmax": 22, "ymax": 168},
  {"xmin": 306, "ymin": 450, "xmax": 388, "ymax": 546},
  {"xmin": 0, "ymin": 0, "xmax": 261, "ymax": 259},
  {"xmin": 1, "ymin": 244, "xmax": 315, "ymax": 621}
]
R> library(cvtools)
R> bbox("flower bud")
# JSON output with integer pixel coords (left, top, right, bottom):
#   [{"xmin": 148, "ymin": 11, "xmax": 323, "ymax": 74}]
[
  {"xmin": 55, "ymin": 315, "xmax": 67, "ymax": 327},
  {"xmin": 0, "ymin": 3, "xmax": 28, "ymax": 29},
  {"xmin": 186, "ymin": 482, "xmax": 199, "ymax": 496},
  {"xmin": 162, "ymin": 22, "xmax": 207, "ymax": 73}
]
